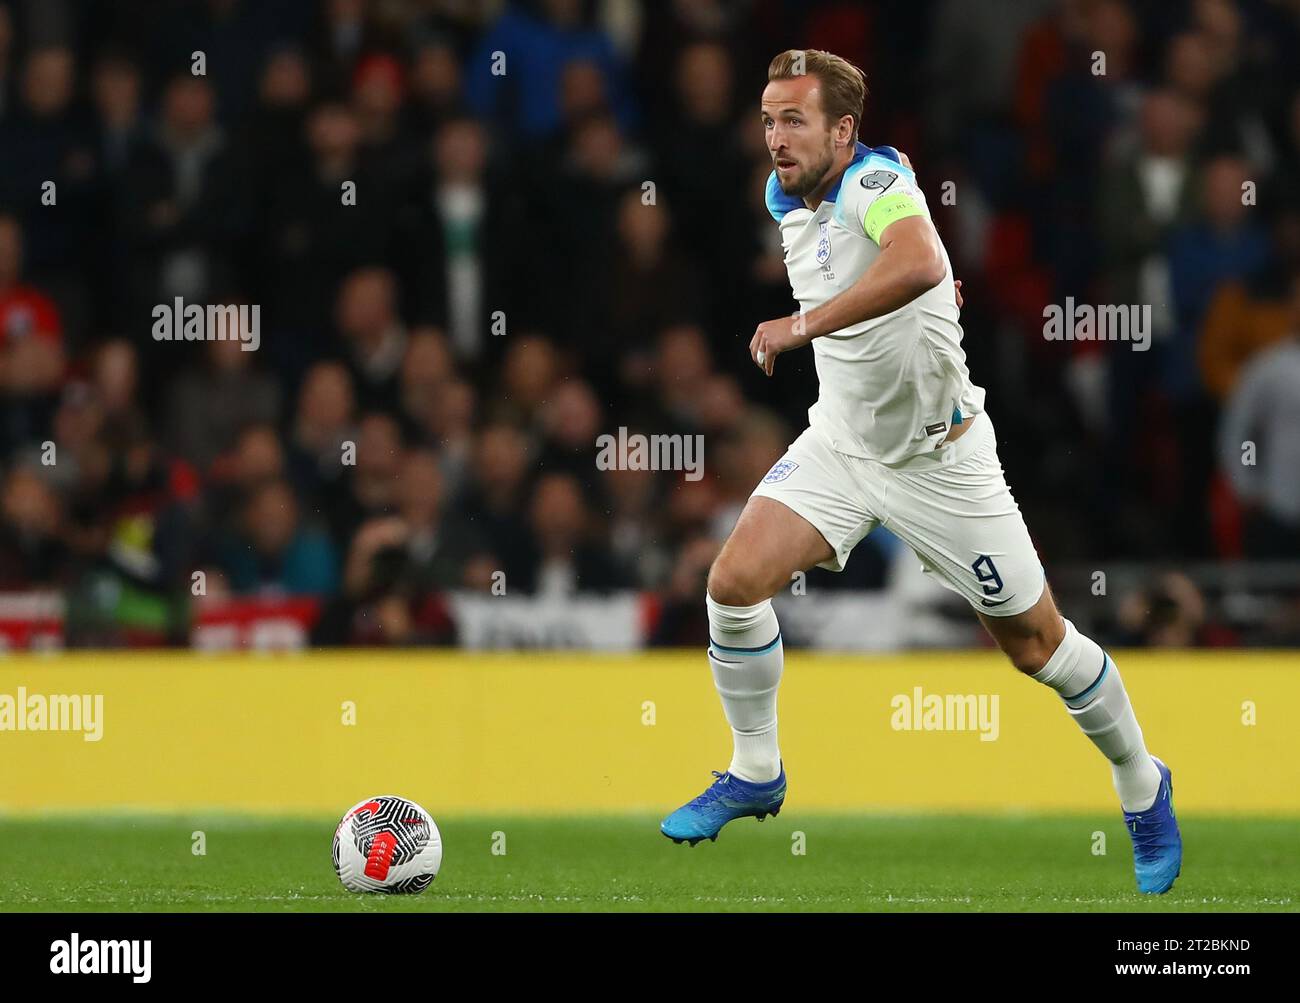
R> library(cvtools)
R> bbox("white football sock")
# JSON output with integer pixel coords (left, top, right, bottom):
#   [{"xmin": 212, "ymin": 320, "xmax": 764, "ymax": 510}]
[
  {"xmin": 1031, "ymin": 618, "xmax": 1162, "ymax": 812},
  {"xmin": 706, "ymin": 592, "xmax": 783, "ymax": 783}
]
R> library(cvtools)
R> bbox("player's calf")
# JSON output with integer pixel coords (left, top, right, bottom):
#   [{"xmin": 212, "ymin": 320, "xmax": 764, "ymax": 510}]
[
  {"xmin": 985, "ymin": 590, "xmax": 1163, "ymax": 812},
  {"xmin": 984, "ymin": 587, "xmax": 1180, "ymax": 891},
  {"xmin": 699, "ymin": 497, "xmax": 834, "ymax": 783}
]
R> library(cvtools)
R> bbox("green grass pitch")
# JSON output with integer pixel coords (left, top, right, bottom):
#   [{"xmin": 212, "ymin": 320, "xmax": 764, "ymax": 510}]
[{"xmin": 1, "ymin": 813, "xmax": 1295, "ymax": 912}]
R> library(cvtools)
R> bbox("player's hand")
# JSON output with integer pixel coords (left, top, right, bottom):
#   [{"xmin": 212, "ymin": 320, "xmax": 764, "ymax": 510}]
[
  {"xmin": 954, "ymin": 279, "xmax": 963, "ymax": 309},
  {"xmin": 750, "ymin": 312, "xmax": 806, "ymax": 376}
]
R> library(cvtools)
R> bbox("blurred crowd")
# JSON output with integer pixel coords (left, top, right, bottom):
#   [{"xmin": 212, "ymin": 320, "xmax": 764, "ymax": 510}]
[{"xmin": 2, "ymin": 0, "xmax": 1300, "ymax": 645}]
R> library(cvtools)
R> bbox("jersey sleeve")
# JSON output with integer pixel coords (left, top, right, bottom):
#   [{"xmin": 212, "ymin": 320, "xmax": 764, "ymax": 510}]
[
  {"xmin": 765, "ymin": 169, "xmax": 804, "ymax": 222},
  {"xmin": 835, "ymin": 156, "xmax": 930, "ymax": 245}
]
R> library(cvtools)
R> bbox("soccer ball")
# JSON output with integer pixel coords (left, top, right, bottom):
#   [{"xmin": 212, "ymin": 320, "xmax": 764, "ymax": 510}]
[{"xmin": 332, "ymin": 795, "xmax": 443, "ymax": 894}]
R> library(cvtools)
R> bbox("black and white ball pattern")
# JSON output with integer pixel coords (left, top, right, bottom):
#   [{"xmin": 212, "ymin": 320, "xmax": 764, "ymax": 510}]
[{"xmin": 333, "ymin": 795, "xmax": 442, "ymax": 894}]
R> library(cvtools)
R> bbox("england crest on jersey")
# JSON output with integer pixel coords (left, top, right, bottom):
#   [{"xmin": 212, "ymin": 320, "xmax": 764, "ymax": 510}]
[
  {"xmin": 763, "ymin": 459, "xmax": 799, "ymax": 484},
  {"xmin": 815, "ymin": 219, "xmax": 831, "ymax": 264}
]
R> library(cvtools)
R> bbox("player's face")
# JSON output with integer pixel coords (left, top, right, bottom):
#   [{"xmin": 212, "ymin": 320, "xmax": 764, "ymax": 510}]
[{"xmin": 761, "ymin": 76, "xmax": 837, "ymax": 198}]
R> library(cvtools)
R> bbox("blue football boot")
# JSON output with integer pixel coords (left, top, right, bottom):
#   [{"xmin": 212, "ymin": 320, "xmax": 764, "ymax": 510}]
[
  {"xmin": 661, "ymin": 764, "xmax": 787, "ymax": 845},
  {"xmin": 1123, "ymin": 756, "xmax": 1182, "ymax": 894}
]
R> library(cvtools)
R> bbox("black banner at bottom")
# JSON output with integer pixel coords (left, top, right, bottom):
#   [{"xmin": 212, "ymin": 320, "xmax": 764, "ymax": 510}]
[{"xmin": 0, "ymin": 911, "xmax": 1291, "ymax": 989}]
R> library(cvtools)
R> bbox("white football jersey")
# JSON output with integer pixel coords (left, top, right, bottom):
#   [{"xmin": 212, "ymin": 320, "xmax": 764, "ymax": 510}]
[{"xmin": 767, "ymin": 143, "xmax": 986, "ymax": 464}]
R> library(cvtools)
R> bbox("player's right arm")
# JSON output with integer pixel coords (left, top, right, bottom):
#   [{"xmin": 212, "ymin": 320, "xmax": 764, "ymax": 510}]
[
  {"xmin": 799, "ymin": 214, "xmax": 946, "ymax": 340},
  {"xmin": 751, "ymin": 153, "xmax": 962, "ymax": 375}
]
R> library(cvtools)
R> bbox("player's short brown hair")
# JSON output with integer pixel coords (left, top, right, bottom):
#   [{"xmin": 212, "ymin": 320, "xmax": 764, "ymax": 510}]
[{"xmin": 767, "ymin": 49, "xmax": 867, "ymax": 139}]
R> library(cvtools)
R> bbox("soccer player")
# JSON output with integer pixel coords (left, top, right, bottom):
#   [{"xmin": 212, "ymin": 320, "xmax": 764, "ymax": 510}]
[{"xmin": 660, "ymin": 50, "xmax": 1182, "ymax": 894}]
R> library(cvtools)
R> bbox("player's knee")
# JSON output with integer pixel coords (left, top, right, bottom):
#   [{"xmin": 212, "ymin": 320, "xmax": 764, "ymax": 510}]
[
  {"xmin": 1001, "ymin": 626, "xmax": 1063, "ymax": 675},
  {"xmin": 706, "ymin": 557, "xmax": 773, "ymax": 608}
]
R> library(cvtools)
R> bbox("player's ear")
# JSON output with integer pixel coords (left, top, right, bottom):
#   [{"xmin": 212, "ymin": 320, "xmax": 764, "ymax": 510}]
[{"xmin": 835, "ymin": 114, "xmax": 855, "ymax": 148}]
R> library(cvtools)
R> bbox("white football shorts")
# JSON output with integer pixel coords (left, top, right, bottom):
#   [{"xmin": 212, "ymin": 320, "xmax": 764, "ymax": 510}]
[{"xmin": 750, "ymin": 412, "xmax": 1046, "ymax": 617}]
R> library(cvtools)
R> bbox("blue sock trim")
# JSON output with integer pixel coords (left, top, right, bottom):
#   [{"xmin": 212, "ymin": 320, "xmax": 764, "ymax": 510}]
[
  {"xmin": 1063, "ymin": 652, "xmax": 1109, "ymax": 705},
  {"xmin": 709, "ymin": 632, "xmax": 782, "ymax": 655}
]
